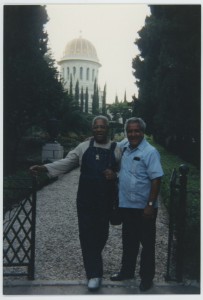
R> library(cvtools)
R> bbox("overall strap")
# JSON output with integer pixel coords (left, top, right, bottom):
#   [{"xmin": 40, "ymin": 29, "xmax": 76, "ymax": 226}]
[
  {"xmin": 89, "ymin": 138, "xmax": 94, "ymax": 147},
  {"xmin": 89, "ymin": 138, "xmax": 116, "ymax": 152},
  {"xmin": 110, "ymin": 141, "xmax": 117, "ymax": 153},
  {"xmin": 122, "ymin": 146, "xmax": 127, "ymax": 156}
]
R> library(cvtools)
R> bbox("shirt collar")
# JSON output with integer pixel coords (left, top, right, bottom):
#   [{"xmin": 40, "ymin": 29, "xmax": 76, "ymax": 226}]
[{"xmin": 128, "ymin": 137, "xmax": 146, "ymax": 152}]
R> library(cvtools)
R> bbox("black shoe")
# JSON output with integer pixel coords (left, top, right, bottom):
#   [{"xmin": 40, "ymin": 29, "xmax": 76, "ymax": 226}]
[
  {"xmin": 110, "ymin": 272, "xmax": 134, "ymax": 281},
  {"xmin": 139, "ymin": 280, "xmax": 153, "ymax": 292}
]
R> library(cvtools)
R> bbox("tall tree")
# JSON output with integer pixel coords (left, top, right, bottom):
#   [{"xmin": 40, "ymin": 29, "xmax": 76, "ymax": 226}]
[
  {"xmin": 92, "ymin": 79, "xmax": 99, "ymax": 115},
  {"xmin": 132, "ymin": 5, "xmax": 200, "ymax": 165},
  {"xmin": 102, "ymin": 83, "xmax": 107, "ymax": 115},
  {"xmin": 4, "ymin": 5, "xmax": 66, "ymax": 174},
  {"xmin": 80, "ymin": 86, "xmax": 84, "ymax": 112},
  {"xmin": 69, "ymin": 74, "xmax": 73, "ymax": 100},
  {"xmin": 75, "ymin": 80, "xmax": 80, "ymax": 107},
  {"xmin": 85, "ymin": 87, "xmax": 89, "ymax": 113},
  {"xmin": 124, "ymin": 90, "xmax": 127, "ymax": 103}
]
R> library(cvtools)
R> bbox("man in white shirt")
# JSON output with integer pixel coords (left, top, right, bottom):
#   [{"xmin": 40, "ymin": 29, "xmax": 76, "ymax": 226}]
[{"xmin": 30, "ymin": 115, "xmax": 121, "ymax": 291}]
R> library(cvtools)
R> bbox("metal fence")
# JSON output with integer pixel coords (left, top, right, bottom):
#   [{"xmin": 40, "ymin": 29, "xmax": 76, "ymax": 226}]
[
  {"xmin": 165, "ymin": 164, "xmax": 190, "ymax": 282},
  {"xmin": 3, "ymin": 177, "xmax": 37, "ymax": 280}
]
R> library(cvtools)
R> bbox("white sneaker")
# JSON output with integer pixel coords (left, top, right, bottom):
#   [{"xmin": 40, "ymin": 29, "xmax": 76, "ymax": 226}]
[{"xmin": 88, "ymin": 277, "xmax": 102, "ymax": 290}]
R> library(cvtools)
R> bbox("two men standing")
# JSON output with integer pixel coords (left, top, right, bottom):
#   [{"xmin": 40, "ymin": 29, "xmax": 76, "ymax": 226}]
[{"xmin": 30, "ymin": 116, "xmax": 164, "ymax": 292}]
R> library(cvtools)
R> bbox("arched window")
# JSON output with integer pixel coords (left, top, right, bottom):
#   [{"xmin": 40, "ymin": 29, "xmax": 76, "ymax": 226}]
[
  {"xmin": 92, "ymin": 69, "xmax": 95, "ymax": 81},
  {"xmin": 86, "ymin": 68, "xmax": 89, "ymax": 81},
  {"xmin": 67, "ymin": 67, "xmax": 69, "ymax": 80},
  {"xmin": 80, "ymin": 67, "xmax": 83, "ymax": 80},
  {"xmin": 73, "ymin": 66, "xmax": 76, "ymax": 78}
]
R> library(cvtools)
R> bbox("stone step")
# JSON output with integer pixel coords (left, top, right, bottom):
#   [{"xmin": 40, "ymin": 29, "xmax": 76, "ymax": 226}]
[{"xmin": 3, "ymin": 279, "xmax": 200, "ymax": 295}]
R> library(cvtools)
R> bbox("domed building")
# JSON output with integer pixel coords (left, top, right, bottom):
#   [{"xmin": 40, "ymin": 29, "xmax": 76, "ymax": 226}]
[{"xmin": 58, "ymin": 36, "xmax": 103, "ymax": 113}]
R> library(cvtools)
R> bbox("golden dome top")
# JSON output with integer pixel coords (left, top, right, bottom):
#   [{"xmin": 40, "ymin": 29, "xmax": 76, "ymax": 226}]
[{"xmin": 60, "ymin": 37, "xmax": 100, "ymax": 64}]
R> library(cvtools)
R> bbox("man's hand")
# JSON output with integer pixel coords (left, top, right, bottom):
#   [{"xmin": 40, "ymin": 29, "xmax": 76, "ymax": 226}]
[
  {"xmin": 29, "ymin": 165, "xmax": 47, "ymax": 176},
  {"xmin": 103, "ymin": 169, "xmax": 117, "ymax": 181},
  {"xmin": 143, "ymin": 205, "xmax": 155, "ymax": 220}
]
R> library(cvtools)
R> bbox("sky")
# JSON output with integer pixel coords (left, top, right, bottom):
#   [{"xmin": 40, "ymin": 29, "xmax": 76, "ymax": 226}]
[{"xmin": 45, "ymin": 4, "xmax": 150, "ymax": 104}]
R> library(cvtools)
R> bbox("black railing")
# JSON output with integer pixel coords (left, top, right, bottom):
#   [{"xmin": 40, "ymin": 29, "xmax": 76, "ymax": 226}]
[
  {"xmin": 165, "ymin": 164, "xmax": 189, "ymax": 282},
  {"xmin": 3, "ymin": 176, "xmax": 37, "ymax": 280}
]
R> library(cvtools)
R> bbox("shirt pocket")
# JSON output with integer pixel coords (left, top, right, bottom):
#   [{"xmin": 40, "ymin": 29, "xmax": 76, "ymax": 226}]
[{"xmin": 130, "ymin": 158, "xmax": 142, "ymax": 175}]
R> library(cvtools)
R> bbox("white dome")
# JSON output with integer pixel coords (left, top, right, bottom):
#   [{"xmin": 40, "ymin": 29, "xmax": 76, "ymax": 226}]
[{"xmin": 59, "ymin": 37, "xmax": 100, "ymax": 65}]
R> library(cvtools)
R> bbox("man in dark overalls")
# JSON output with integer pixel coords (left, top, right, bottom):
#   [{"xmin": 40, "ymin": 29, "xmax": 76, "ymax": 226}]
[{"xmin": 30, "ymin": 116, "xmax": 121, "ymax": 291}]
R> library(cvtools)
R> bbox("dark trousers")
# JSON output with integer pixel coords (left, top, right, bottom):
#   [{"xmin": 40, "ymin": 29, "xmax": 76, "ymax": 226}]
[
  {"xmin": 120, "ymin": 208, "xmax": 157, "ymax": 282},
  {"xmin": 77, "ymin": 205, "xmax": 109, "ymax": 279}
]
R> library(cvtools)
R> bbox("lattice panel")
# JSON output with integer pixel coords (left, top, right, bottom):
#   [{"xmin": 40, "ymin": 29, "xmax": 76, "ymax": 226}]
[
  {"xmin": 4, "ymin": 196, "xmax": 33, "ymax": 265},
  {"xmin": 3, "ymin": 177, "xmax": 37, "ymax": 279}
]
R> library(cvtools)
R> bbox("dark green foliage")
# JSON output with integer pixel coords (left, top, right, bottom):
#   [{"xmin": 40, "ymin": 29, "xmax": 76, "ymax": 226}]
[
  {"xmin": 102, "ymin": 84, "xmax": 107, "ymax": 115},
  {"xmin": 80, "ymin": 86, "xmax": 84, "ymax": 112},
  {"xmin": 108, "ymin": 102, "xmax": 133, "ymax": 124},
  {"xmin": 75, "ymin": 80, "xmax": 80, "ymax": 107},
  {"xmin": 60, "ymin": 109, "xmax": 92, "ymax": 135},
  {"xmin": 4, "ymin": 5, "xmax": 66, "ymax": 174},
  {"xmin": 115, "ymin": 95, "xmax": 119, "ymax": 104},
  {"xmin": 132, "ymin": 5, "xmax": 200, "ymax": 167},
  {"xmin": 69, "ymin": 74, "xmax": 73, "ymax": 99},
  {"xmin": 85, "ymin": 87, "xmax": 89, "ymax": 113},
  {"xmin": 124, "ymin": 91, "xmax": 127, "ymax": 103},
  {"xmin": 92, "ymin": 79, "xmax": 99, "ymax": 114}
]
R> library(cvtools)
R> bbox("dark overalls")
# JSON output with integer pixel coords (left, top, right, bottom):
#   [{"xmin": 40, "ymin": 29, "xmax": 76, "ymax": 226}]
[{"xmin": 76, "ymin": 138, "xmax": 117, "ymax": 279}]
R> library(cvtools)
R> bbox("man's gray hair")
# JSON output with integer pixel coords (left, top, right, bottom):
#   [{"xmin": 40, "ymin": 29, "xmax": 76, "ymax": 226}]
[
  {"xmin": 124, "ymin": 117, "xmax": 146, "ymax": 132},
  {"xmin": 92, "ymin": 115, "xmax": 109, "ymax": 127}
]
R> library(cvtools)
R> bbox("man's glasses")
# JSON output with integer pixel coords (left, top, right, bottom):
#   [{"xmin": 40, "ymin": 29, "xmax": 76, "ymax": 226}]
[{"xmin": 93, "ymin": 125, "xmax": 107, "ymax": 130}]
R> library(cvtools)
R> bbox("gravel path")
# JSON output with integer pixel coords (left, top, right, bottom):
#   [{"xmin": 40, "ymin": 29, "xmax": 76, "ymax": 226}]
[{"xmin": 34, "ymin": 167, "xmax": 169, "ymax": 282}]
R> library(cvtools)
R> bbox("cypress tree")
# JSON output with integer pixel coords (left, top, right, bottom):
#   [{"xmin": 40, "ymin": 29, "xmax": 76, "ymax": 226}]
[
  {"xmin": 124, "ymin": 90, "xmax": 127, "ymax": 103},
  {"xmin": 92, "ymin": 79, "xmax": 99, "ymax": 115},
  {"xmin": 69, "ymin": 74, "xmax": 73, "ymax": 100},
  {"xmin": 102, "ymin": 83, "xmax": 107, "ymax": 115},
  {"xmin": 80, "ymin": 86, "xmax": 84, "ymax": 112},
  {"xmin": 75, "ymin": 80, "xmax": 80, "ymax": 107},
  {"xmin": 85, "ymin": 87, "xmax": 89, "ymax": 113}
]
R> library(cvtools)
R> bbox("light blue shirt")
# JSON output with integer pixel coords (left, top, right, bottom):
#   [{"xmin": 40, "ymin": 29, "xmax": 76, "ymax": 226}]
[{"xmin": 119, "ymin": 138, "xmax": 164, "ymax": 209}]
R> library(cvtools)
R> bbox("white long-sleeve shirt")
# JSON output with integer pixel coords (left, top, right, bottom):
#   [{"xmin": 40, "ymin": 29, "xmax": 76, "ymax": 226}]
[{"xmin": 44, "ymin": 140, "xmax": 122, "ymax": 178}]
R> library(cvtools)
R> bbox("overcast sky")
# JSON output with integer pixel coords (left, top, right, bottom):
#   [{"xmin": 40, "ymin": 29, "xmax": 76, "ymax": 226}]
[{"xmin": 45, "ymin": 4, "xmax": 150, "ymax": 103}]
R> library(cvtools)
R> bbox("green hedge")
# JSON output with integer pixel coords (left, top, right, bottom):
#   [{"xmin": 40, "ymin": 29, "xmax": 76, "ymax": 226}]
[{"xmin": 3, "ymin": 170, "xmax": 57, "ymax": 215}]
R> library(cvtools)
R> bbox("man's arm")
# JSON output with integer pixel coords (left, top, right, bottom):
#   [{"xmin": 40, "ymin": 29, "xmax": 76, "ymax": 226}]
[
  {"xmin": 148, "ymin": 177, "xmax": 162, "ymax": 205},
  {"xmin": 143, "ymin": 177, "xmax": 162, "ymax": 219},
  {"xmin": 29, "ymin": 143, "xmax": 83, "ymax": 177}
]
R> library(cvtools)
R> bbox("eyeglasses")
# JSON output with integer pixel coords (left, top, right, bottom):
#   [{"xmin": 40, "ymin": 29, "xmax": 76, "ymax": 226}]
[{"xmin": 93, "ymin": 125, "xmax": 107, "ymax": 130}]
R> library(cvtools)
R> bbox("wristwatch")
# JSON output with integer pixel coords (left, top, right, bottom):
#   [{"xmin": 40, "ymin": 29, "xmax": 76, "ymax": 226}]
[{"xmin": 148, "ymin": 201, "xmax": 153, "ymax": 206}]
